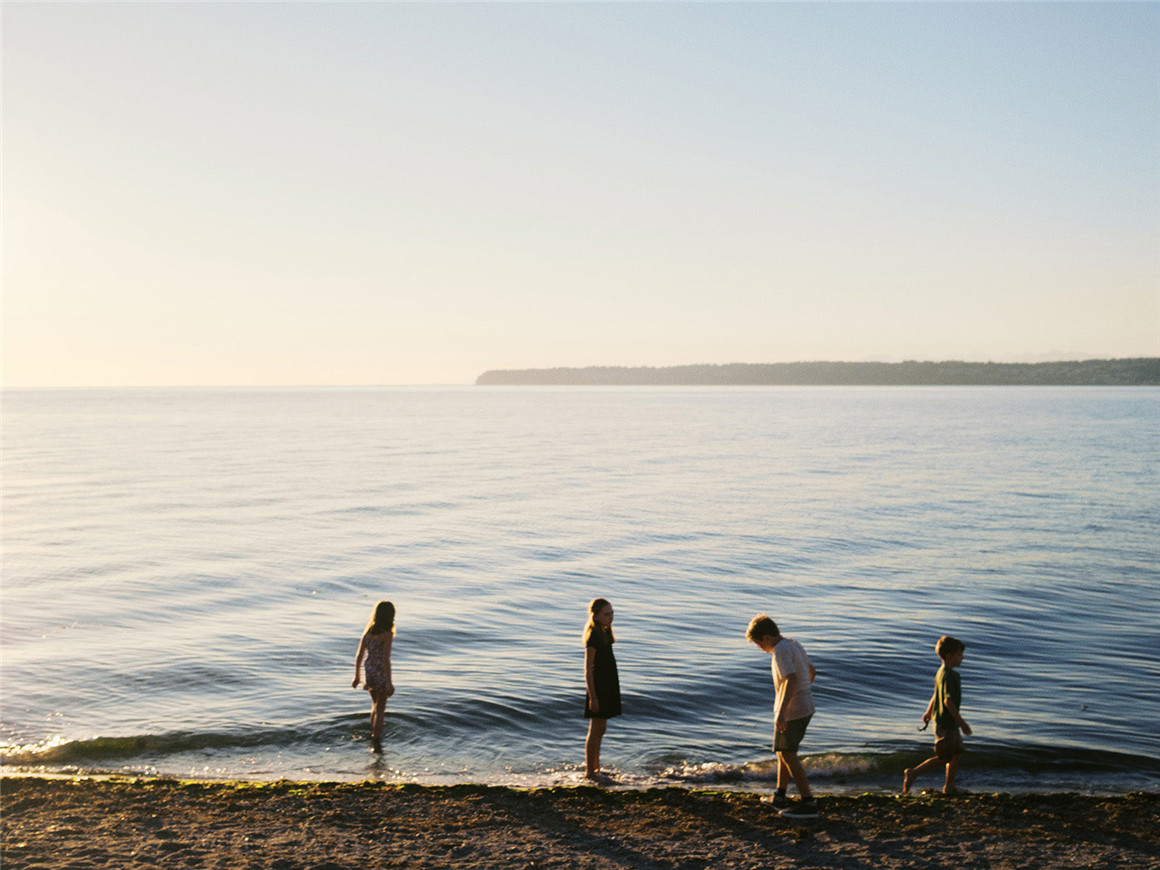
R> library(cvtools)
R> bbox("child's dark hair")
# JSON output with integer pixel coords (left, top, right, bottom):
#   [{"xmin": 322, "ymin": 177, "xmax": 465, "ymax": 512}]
[
  {"xmin": 583, "ymin": 597, "xmax": 615, "ymax": 645},
  {"xmin": 745, "ymin": 613, "xmax": 780, "ymax": 643},
  {"xmin": 936, "ymin": 635, "xmax": 964, "ymax": 659},
  {"xmin": 367, "ymin": 600, "xmax": 396, "ymax": 636}
]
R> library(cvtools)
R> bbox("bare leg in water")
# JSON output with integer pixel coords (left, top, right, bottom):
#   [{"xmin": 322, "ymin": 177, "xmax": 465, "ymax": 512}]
[
  {"xmin": 369, "ymin": 688, "xmax": 387, "ymax": 752},
  {"xmin": 585, "ymin": 717, "xmax": 607, "ymax": 780}
]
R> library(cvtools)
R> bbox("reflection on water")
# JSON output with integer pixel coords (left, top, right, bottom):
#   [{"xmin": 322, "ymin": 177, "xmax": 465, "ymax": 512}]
[{"xmin": 2, "ymin": 387, "xmax": 1158, "ymax": 792}]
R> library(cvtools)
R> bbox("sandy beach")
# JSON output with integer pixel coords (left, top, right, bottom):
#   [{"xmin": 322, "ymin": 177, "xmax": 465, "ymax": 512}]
[{"xmin": 2, "ymin": 777, "xmax": 1157, "ymax": 869}]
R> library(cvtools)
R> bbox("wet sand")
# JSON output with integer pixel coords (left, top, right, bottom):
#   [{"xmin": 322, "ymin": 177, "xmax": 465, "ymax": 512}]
[{"xmin": 2, "ymin": 776, "xmax": 1158, "ymax": 869}]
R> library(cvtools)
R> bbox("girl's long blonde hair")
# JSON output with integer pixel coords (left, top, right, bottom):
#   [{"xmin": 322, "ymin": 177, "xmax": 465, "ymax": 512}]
[
  {"xmin": 583, "ymin": 597, "xmax": 614, "ymax": 646},
  {"xmin": 366, "ymin": 600, "xmax": 396, "ymax": 636}
]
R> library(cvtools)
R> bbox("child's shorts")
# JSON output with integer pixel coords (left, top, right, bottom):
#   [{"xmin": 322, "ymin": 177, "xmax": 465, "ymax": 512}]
[
  {"xmin": 934, "ymin": 726, "xmax": 964, "ymax": 761},
  {"xmin": 774, "ymin": 715, "xmax": 812, "ymax": 753}
]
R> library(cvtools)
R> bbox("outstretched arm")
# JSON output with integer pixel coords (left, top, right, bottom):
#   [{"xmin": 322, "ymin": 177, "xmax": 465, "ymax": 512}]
[
  {"xmin": 776, "ymin": 672, "xmax": 800, "ymax": 731},
  {"xmin": 585, "ymin": 646, "xmax": 599, "ymax": 714},
  {"xmin": 942, "ymin": 695, "xmax": 971, "ymax": 735},
  {"xmin": 921, "ymin": 691, "xmax": 935, "ymax": 726},
  {"xmin": 352, "ymin": 634, "xmax": 367, "ymax": 688},
  {"xmin": 381, "ymin": 635, "xmax": 395, "ymax": 698}
]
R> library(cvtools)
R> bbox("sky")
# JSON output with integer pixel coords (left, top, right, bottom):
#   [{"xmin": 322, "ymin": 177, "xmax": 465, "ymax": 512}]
[{"xmin": 3, "ymin": 2, "xmax": 1158, "ymax": 387}]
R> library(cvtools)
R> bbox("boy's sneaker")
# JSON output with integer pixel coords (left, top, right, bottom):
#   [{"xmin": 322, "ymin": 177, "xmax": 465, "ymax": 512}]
[
  {"xmin": 778, "ymin": 799, "xmax": 819, "ymax": 819},
  {"xmin": 761, "ymin": 793, "xmax": 787, "ymax": 809}
]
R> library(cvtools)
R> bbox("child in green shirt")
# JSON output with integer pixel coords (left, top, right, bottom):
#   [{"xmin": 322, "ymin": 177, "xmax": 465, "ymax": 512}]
[{"xmin": 903, "ymin": 635, "xmax": 972, "ymax": 794}]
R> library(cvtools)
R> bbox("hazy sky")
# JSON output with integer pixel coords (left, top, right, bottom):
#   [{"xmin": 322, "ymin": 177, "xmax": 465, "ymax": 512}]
[{"xmin": 4, "ymin": 2, "xmax": 1158, "ymax": 386}]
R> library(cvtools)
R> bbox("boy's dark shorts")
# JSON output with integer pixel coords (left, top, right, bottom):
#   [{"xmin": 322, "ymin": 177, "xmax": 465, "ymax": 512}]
[
  {"xmin": 935, "ymin": 726, "xmax": 964, "ymax": 761},
  {"xmin": 774, "ymin": 715, "xmax": 812, "ymax": 753}
]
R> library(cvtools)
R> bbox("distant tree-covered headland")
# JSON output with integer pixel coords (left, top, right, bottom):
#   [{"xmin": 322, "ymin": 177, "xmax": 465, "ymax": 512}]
[{"xmin": 476, "ymin": 359, "xmax": 1160, "ymax": 386}]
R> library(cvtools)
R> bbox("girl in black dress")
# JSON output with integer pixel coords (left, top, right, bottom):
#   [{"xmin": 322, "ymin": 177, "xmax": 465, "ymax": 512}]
[{"xmin": 583, "ymin": 597, "xmax": 621, "ymax": 782}]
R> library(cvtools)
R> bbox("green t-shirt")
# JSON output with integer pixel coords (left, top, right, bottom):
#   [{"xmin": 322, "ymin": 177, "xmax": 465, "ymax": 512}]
[{"xmin": 934, "ymin": 664, "xmax": 962, "ymax": 730}]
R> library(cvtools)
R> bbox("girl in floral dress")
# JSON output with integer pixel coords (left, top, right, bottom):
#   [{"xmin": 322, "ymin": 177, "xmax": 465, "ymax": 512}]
[{"xmin": 352, "ymin": 600, "xmax": 395, "ymax": 752}]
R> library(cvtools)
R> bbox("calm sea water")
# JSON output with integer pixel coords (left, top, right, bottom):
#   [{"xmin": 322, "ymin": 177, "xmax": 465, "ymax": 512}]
[{"xmin": 3, "ymin": 387, "xmax": 1158, "ymax": 794}]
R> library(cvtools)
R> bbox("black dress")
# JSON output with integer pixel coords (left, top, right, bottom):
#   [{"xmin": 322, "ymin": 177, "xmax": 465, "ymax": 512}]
[{"xmin": 583, "ymin": 631, "xmax": 622, "ymax": 719}]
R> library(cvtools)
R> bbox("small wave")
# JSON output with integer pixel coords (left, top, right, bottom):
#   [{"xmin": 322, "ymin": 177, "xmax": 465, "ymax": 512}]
[
  {"xmin": 0, "ymin": 723, "xmax": 333, "ymax": 767},
  {"xmin": 658, "ymin": 760, "xmax": 772, "ymax": 784},
  {"xmin": 965, "ymin": 742, "xmax": 1160, "ymax": 776},
  {"xmin": 655, "ymin": 744, "xmax": 1160, "ymax": 787},
  {"xmin": 656, "ymin": 752, "xmax": 908, "ymax": 785},
  {"xmin": 7, "ymin": 726, "xmax": 1159, "ymax": 792},
  {"xmin": 5, "ymin": 733, "xmax": 240, "ymax": 766},
  {"xmin": 1011, "ymin": 490, "xmax": 1062, "ymax": 500}
]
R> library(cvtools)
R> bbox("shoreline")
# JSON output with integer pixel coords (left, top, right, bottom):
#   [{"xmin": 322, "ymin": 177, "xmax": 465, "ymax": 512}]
[
  {"xmin": 4, "ymin": 777, "xmax": 1158, "ymax": 869},
  {"xmin": 1, "ymin": 767, "xmax": 1154, "ymax": 796}
]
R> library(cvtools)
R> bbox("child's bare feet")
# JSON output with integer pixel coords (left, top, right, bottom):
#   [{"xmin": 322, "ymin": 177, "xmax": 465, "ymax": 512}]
[{"xmin": 902, "ymin": 768, "xmax": 915, "ymax": 794}]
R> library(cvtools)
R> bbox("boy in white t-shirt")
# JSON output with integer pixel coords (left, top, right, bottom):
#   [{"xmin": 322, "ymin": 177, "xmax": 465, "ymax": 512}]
[{"xmin": 746, "ymin": 613, "xmax": 818, "ymax": 819}]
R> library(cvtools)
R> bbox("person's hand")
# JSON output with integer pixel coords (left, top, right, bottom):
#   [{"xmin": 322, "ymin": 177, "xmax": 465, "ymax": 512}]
[
  {"xmin": 775, "ymin": 717, "xmax": 787, "ymax": 732},
  {"xmin": 352, "ymin": 678, "xmax": 361, "ymax": 689},
  {"xmin": 921, "ymin": 710, "xmax": 932, "ymax": 726},
  {"xmin": 589, "ymin": 697, "xmax": 600, "ymax": 714},
  {"xmin": 386, "ymin": 684, "xmax": 396, "ymax": 698},
  {"xmin": 961, "ymin": 721, "xmax": 972, "ymax": 736}
]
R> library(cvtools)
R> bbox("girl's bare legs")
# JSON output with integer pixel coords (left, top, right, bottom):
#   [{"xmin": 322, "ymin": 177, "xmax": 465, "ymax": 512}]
[
  {"xmin": 585, "ymin": 717, "xmax": 607, "ymax": 779},
  {"xmin": 369, "ymin": 689, "xmax": 386, "ymax": 751}
]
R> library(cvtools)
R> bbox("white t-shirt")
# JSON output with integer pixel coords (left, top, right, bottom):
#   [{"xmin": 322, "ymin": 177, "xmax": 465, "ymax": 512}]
[{"xmin": 771, "ymin": 636, "xmax": 815, "ymax": 722}]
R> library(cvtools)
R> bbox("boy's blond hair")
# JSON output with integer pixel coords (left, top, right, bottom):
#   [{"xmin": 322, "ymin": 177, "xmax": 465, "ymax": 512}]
[
  {"xmin": 745, "ymin": 613, "xmax": 779, "ymax": 643},
  {"xmin": 935, "ymin": 635, "xmax": 965, "ymax": 660}
]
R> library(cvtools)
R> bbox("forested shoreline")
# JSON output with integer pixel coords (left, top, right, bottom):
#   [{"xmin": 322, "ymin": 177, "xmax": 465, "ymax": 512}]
[{"xmin": 477, "ymin": 358, "xmax": 1160, "ymax": 386}]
